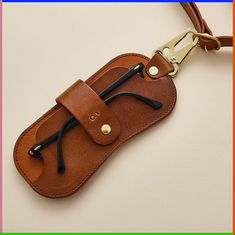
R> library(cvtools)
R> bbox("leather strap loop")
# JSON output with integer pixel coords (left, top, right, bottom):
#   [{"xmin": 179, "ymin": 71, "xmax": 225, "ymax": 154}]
[
  {"xmin": 180, "ymin": 3, "xmax": 232, "ymax": 50},
  {"xmin": 145, "ymin": 53, "xmax": 174, "ymax": 80},
  {"xmin": 56, "ymin": 79, "xmax": 121, "ymax": 145}
]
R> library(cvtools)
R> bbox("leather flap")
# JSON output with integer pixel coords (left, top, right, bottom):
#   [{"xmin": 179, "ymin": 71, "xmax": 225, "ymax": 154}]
[{"xmin": 56, "ymin": 80, "xmax": 120, "ymax": 145}]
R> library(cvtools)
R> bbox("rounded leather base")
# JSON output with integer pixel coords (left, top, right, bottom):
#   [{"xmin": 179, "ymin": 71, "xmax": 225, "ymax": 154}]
[{"xmin": 14, "ymin": 53, "xmax": 177, "ymax": 198}]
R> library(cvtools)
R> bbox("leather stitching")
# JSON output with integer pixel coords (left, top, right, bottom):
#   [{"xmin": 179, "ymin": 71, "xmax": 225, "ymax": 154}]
[
  {"xmin": 14, "ymin": 53, "xmax": 176, "ymax": 198},
  {"xmin": 32, "ymin": 78, "xmax": 176, "ymax": 198},
  {"xmin": 14, "ymin": 53, "xmax": 150, "ymax": 186}
]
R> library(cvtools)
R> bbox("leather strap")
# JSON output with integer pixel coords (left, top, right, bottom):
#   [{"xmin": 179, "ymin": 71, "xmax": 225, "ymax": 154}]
[
  {"xmin": 180, "ymin": 3, "xmax": 233, "ymax": 50},
  {"xmin": 56, "ymin": 79, "xmax": 121, "ymax": 145},
  {"xmin": 145, "ymin": 53, "xmax": 174, "ymax": 79}
]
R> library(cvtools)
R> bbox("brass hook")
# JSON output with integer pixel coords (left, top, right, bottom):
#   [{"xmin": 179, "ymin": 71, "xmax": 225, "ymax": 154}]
[{"xmin": 154, "ymin": 28, "xmax": 199, "ymax": 77}]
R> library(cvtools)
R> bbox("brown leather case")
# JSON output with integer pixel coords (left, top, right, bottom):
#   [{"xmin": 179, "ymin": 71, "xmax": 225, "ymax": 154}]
[
  {"xmin": 14, "ymin": 53, "xmax": 177, "ymax": 198},
  {"xmin": 13, "ymin": 2, "xmax": 232, "ymax": 199}
]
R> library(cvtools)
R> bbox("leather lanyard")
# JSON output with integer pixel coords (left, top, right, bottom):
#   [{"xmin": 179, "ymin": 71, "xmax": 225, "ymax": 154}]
[
  {"xmin": 152, "ymin": 3, "xmax": 233, "ymax": 77},
  {"xmin": 180, "ymin": 3, "xmax": 233, "ymax": 51}
]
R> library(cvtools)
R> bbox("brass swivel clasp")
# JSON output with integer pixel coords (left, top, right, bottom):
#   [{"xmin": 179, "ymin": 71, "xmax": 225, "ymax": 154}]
[
  {"xmin": 154, "ymin": 29, "xmax": 199, "ymax": 77},
  {"xmin": 153, "ymin": 29, "xmax": 221, "ymax": 77}
]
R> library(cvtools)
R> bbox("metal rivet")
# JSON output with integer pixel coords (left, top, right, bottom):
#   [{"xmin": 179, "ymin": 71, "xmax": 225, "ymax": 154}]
[
  {"xmin": 149, "ymin": 66, "xmax": 159, "ymax": 76},
  {"xmin": 101, "ymin": 124, "xmax": 111, "ymax": 135}
]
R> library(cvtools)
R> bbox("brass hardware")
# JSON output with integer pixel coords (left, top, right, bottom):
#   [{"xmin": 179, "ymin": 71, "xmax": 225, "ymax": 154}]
[
  {"xmin": 154, "ymin": 28, "xmax": 199, "ymax": 77},
  {"xmin": 149, "ymin": 66, "xmax": 159, "ymax": 76},
  {"xmin": 193, "ymin": 32, "xmax": 221, "ymax": 51},
  {"xmin": 153, "ymin": 29, "xmax": 222, "ymax": 77},
  {"xmin": 101, "ymin": 124, "xmax": 111, "ymax": 135}
]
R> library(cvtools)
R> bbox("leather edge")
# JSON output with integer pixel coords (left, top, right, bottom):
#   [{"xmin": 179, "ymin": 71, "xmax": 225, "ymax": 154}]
[{"xmin": 13, "ymin": 53, "xmax": 177, "ymax": 198}]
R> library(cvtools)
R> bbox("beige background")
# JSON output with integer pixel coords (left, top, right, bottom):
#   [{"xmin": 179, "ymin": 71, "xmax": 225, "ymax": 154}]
[{"xmin": 3, "ymin": 3, "xmax": 232, "ymax": 232}]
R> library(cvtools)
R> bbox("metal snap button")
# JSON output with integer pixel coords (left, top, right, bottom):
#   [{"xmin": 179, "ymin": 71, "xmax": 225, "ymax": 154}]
[
  {"xmin": 101, "ymin": 124, "xmax": 111, "ymax": 135},
  {"xmin": 149, "ymin": 66, "xmax": 159, "ymax": 76}
]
